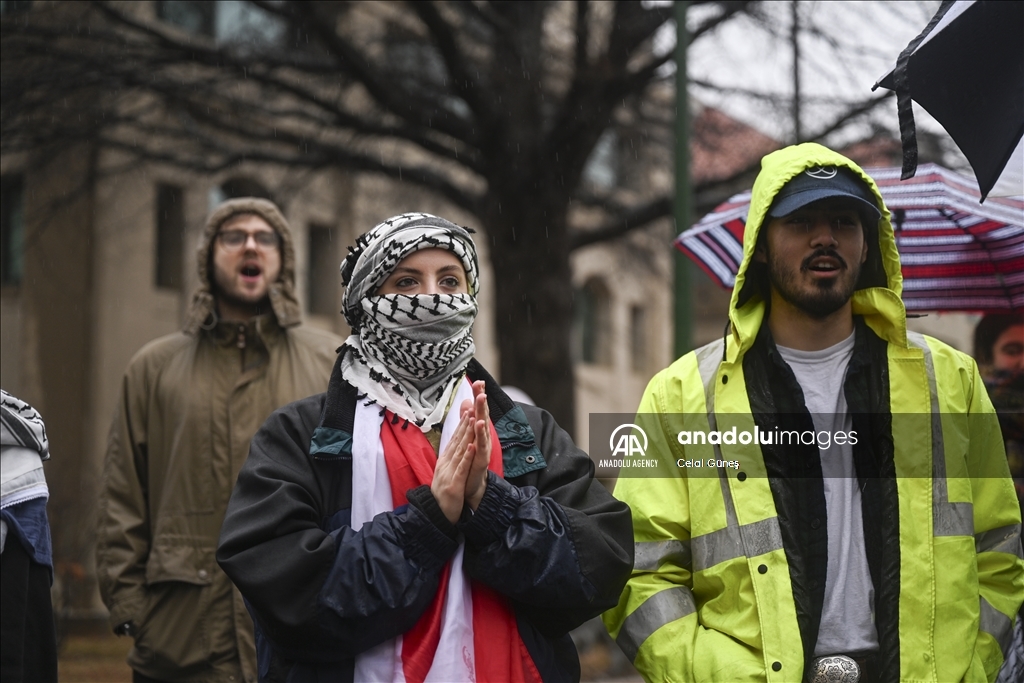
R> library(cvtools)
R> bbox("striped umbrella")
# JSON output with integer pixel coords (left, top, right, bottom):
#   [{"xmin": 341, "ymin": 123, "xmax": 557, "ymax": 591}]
[{"xmin": 676, "ymin": 163, "xmax": 1024, "ymax": 312}]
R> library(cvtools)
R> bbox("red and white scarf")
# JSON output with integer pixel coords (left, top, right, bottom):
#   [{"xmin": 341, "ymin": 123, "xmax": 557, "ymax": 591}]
[{"xmin": 351, "ymin": 378, "xmax": 542, "ymax": 683}]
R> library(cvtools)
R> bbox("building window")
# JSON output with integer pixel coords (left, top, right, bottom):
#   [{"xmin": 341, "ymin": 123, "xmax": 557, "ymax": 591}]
[
  {"xmin": 155, "ymin": 184, "xmax": 185, "ymax": 290},
  {"xmin": 216, "ymin": 0, "xmax": 286, "ymax": 48},
  {"xmin": 630, "ymin": 304, "xmax": 648, "ymax": 373},
  {"xmin": 157, "ymin": 0, "xmax": 215, "ymax": 37},
  {"xmin": 573, "ymin": 278, "xmax": 612, "ymax": 366},
  {"xmin": 388, "ymin": 39, "xmax": 447, "ymax": 89},
  {"xmin": 307, "ymin": 224, "xmax": 337, "ymax": 316},
  {"xmin": 209, "ymin": 177, "xmax": 275, "ymax": 212},
  {"xmin": 0, "ymin": 1, "xmax": 32, "ymax": 15},
  {"xmin": 582, "ymin": 130, "xmax": 619, "ymax": 189},
  {"xmin": 384, "ymin": 38, "xmax": 468, "ymax": 118},
  {"xmin": 157, "ymin": 1, "xmax": 285, "ymax": 48},
  {"xmin": 1, "ymin": 176, "xmax": 25, "ymax": 286}
]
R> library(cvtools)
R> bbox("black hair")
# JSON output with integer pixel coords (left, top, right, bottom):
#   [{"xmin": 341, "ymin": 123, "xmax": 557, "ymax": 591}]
[{"xmin": 974, "ymin": 314, "xmax": 1023, "ymax": 364}]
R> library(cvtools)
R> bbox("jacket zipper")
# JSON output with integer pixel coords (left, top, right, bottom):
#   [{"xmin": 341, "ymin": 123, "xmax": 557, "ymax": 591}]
[
  {"xmin": 237, "ymin": 325, "xmax": 247, "ymax": 372},
  {"xmin": 500, "ymin": 440, "xmax": 534, "ymax": 451}
]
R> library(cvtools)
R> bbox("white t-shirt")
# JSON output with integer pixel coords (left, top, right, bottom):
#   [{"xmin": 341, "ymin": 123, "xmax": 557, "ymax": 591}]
[{"xmin": 777, "ymin": 331, "xmax": 879, "ymax": 656}]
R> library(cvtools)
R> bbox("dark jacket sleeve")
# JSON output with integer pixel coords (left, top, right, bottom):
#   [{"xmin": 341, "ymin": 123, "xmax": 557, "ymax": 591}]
[
  {"xmin": 216, "ymin": 396, "xmax": 459, "ymax": 662},
  {"xmin": 459, "ymin": 404, "xmax": 634, "ymax": 636}
]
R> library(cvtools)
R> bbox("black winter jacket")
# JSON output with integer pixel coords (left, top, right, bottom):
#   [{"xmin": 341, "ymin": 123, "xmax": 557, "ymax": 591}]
[{"xmin": 217, "ymin": 360, "xmax": 634, "ymax": 682}]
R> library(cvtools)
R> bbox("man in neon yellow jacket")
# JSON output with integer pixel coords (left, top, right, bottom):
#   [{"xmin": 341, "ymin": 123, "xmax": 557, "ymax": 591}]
[{"xmin": 604, "ymin": 143, "xmax": 1023, "ymax": 682}]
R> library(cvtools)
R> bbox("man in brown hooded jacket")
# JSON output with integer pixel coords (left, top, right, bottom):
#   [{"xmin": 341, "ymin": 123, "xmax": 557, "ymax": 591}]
[{"xmin": 97, "ymin": 198, "xmax": 342, "ymax": 683}]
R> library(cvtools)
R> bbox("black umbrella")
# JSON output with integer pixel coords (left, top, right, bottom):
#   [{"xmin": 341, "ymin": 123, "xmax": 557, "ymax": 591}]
[{"xmin": 873, "ymin": 0, "xmax": 1024, "ymax": 201}]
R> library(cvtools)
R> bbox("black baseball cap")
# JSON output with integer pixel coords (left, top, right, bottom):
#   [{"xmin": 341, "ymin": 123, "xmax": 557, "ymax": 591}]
[{"xmin": 768, "ymin": 166, "xmax": 881, "ymax": 220}]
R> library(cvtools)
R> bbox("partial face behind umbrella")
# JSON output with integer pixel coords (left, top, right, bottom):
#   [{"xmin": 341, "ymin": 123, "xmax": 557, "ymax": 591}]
[{"xmin": 993, "ymin": 324, "xmax": 1024, "ymax": 372}]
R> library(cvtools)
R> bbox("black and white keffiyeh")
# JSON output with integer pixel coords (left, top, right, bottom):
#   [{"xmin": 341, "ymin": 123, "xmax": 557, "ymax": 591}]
[
  {"xmin": 341, "ymin": 213, "xmax": 479, "ymax": 330},
  {"xmin": 339, "ymin": 213, "xmax": 480, "ymax": 429},
  {"xmin": 1, "ymin": 390, "xmax": 49, "ymax": 460},
  {"xmin": 2, "ymin": 390, "xmax": 50, "ymax": 541}
]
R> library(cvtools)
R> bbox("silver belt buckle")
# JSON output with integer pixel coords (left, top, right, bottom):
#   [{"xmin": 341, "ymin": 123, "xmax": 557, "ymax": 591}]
[{"xmin": 808, "ymin": 654, "xmax": 860, "ymax": 683}]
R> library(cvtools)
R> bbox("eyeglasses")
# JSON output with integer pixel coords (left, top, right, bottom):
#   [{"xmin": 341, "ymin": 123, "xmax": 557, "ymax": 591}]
[{"xmin": 217, "ymin": 230, "xmax": 280, "ymax": 250}]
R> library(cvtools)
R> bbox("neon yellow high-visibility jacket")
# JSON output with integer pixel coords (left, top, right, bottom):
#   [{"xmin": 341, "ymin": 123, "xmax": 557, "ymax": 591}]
[{"xmin": 604, "ymin": 144, "xmax": 1024, "ymax": 682}]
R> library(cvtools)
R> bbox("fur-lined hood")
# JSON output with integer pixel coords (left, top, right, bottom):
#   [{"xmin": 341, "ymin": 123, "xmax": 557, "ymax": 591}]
[{"xmin": 183, "ymin": 197, "xmax": 303, "ymax": 335}]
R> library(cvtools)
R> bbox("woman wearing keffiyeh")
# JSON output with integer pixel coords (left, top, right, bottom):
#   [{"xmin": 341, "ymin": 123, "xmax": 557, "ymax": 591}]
[
  {"xmin": 339, "ymin": 212, "xmax": 481, "ymax": 432},
  {"xmin": 217, "ymin": 213, "xmax": 633, "ymax": 683},
  {"xmin": 1, "ymin": 390, "xmax": 57, "ymax": 682}
]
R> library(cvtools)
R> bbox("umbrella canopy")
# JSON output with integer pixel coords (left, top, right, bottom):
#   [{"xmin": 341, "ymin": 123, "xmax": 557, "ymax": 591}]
[
  {"xmin": 676, "ymin": 163, "xmax": 1024, "ymax": 313},
  {"xmin": 873, "ymin": 0, "xmax": 1024, "ymax": 201}
]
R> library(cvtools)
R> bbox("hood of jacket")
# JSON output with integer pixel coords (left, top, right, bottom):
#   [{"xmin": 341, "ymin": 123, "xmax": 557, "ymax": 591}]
[
  {"xmin": 727, "ymin": 143, "xmax": 907, "ymax": 358},
  {"xmin": 183, "ymin": 197, "xmax": 303, "ymax": 335}
]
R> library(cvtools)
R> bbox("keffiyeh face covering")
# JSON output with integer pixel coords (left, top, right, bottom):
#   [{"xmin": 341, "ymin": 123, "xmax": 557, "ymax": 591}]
[{"xmin": 339, "ymin": 213, "xmax": 480, "ymax": 429}]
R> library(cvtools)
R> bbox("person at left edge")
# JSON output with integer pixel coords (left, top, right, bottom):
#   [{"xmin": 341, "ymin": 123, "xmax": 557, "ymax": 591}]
[
  {"xmin": 1, "ymin": 390, "xmax": 57, "ymax": 683},
  {"xmin": 216, "ymin": 212, "xmax": 634, "ymax": 682},
  {"xmin": 96, "ymin": 198, "xmax": 343, "ymax": 683}
]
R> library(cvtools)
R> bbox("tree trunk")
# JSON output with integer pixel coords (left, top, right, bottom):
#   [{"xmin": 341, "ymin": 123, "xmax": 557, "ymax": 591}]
[
  {"xmin": 476, "ymin": 4, "xmax": 579, "ymax": 435},
  {"xmin": 482, "ymin": 188, "xmax": 577, "ymax": 436}
]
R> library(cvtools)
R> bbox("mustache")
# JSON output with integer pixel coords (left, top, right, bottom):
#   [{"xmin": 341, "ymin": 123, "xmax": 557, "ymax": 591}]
[{"xmin": 801, "ymin": 248, "xmax": 847, "ymax": 271}]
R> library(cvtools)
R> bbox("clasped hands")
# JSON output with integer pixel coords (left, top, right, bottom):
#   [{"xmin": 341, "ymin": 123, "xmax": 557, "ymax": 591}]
[{"xmin": 430, "ymin": 380, "xmax": 492, "ymax": 524}]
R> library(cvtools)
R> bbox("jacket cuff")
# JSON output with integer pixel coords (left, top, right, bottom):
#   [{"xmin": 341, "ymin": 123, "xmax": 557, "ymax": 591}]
[
  {"xmin": 406, "ymin": 485, "xmax": 460, "ymax": 543},
  {"xmin": 459, "ymin": 471, "xmax": 520, "ymax": 547},
  {"xmin": 400, "ymin": 500, "xmax": 460, "ymax": 573},
  {"xmin": 106, "ymin": 594, "xmax": 145, "ymax": 631}
]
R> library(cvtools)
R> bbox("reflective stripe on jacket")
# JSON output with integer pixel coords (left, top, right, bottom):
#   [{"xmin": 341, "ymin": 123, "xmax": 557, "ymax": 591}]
[{"xmin": 604, "ymin": 144, "xmax": 1024, "ymax": 683}]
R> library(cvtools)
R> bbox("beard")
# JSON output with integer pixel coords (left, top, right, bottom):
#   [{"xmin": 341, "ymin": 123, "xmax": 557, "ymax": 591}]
[
  {"xmin": 211, "ymin": 278, "xmax": 273, "ymax": 317},
  {"xmin": 766, "ymin": 247, "xmax": 862, "ymax": 319}
]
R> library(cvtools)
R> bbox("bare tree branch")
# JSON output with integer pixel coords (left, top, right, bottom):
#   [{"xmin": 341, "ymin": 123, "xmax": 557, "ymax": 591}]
[
  {"xmin": 690, "ymin": 1, "xmax": 755, "ymax": 41},
  {"xmin": 412, "ymin": 2, "xmax": 494, "ymax": 126},
  {"xmin": 806, "ymin": 90, "xmax": 895, "ymax": 142},
  {"xmin": 2, "ymin": 0, "xmax": 917, "ymax": 432},
  {"xmin": 574, "ymin": 0, "xmax": 590, "ymax": 78},
  {"xmin": 569, "ymin": 196, "xmax": 672, "ymax": 249}
]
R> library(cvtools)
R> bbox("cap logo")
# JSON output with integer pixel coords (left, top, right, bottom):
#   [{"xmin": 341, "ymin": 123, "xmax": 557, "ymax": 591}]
[{"xmin": 805, "ymin": 166, "xmax": 838, "ymax": 179}]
